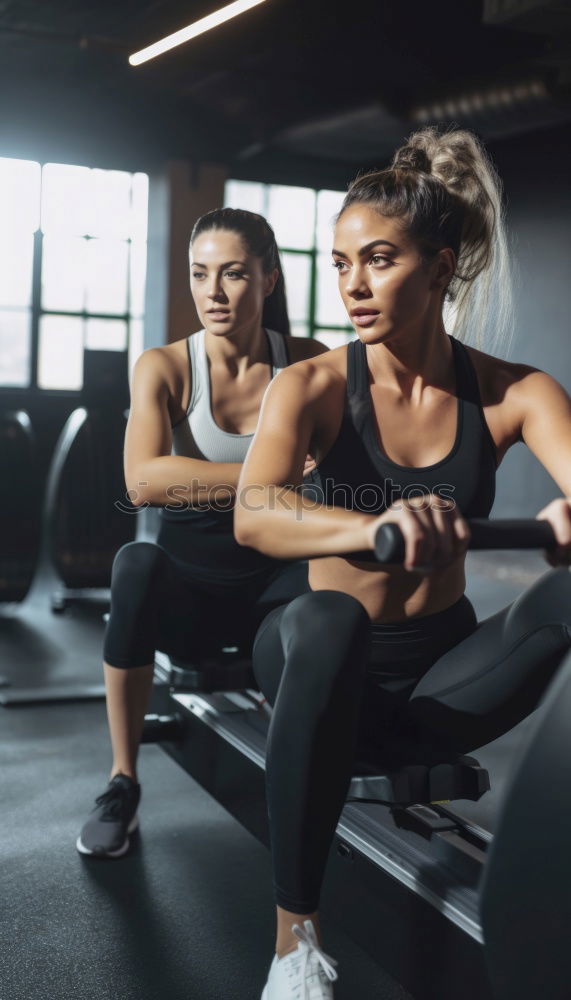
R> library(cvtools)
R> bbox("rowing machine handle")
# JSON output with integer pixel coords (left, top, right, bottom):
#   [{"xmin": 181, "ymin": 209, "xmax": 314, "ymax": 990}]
[{"xmin": 374, "ymin": 518, "xmax": 557, "ymax": 565}]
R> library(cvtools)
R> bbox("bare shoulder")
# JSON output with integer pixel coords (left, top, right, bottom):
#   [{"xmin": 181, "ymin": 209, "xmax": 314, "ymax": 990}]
[
  {"xmin": 132, "ymin": 345, "xmax": 171, "ymax": 381},
  {"xmin": 262, "ymin": 348, "xmax": 346, "ymax": 455},
  {"xmin": 284, "ymin": 340, "xmax": 345, "ymax": 383},
  {"xmin": 463, "ymin": 341, "xmax": 571, "ymax": 442},
  {"xmin": 157, "ymin": 336, "xmax": 191, "ymax": 373},
  {"xmin": 285, "ymin": 334, "xmax": 330, "ymax": 363},
  {"xmin": 268, "ymin": 343, "xmax": 345, "ymax": 407},
  {"xmin": 135, "ymin": 338, "xmax": 190, "ymax": 398},
  {"xmin": 463, "ymin": 342, "xmax": 538, "ymax": 401},
  {"xmin": 271, "ymin": 354, "xmax": 335, "ymax": 397},
  {"xmin": 501, "ymin": 363, "xmax": 571, "ymax": 425}
]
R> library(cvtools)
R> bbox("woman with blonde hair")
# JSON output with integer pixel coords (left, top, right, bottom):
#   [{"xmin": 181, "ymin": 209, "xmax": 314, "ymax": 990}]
[{"xmin": 235, "ymin": 127, "xmax": 571, "ymax": 999}]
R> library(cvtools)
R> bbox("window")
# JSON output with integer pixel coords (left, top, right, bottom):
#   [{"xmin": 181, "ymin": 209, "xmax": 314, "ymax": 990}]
[
  {"xmin": 224, "ymin": 180, "xmax": 355, "ymax": 350},
  {"xmin": 0, "ymin": 158, "xmax": 148, "ymax": 390},
  {"xmin": 0, "ymin": 158, "xmax": 39, "ymax": 387}
]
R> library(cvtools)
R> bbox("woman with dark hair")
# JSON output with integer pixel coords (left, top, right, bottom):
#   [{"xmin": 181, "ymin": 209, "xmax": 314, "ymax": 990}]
[
  {"xmin": 77, "ymin": 208, "xmax": 327, "ymax": 857},
  {"xmin": 234, "ymin": 127, "xmax": 571, "ymax": 999}
]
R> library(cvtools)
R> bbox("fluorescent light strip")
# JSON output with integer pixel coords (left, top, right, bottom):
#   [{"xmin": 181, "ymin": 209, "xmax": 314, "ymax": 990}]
[
  {"xmin": 129, "ymin": 0, "xmax": 269, "ymax": 66},
  {"xmin": 411, "ymin": 79, "xmax": 548, "ymax": 123}
]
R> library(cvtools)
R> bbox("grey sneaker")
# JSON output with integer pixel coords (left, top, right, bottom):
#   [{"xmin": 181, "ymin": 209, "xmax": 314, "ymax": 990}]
[{"xmin": 76, "ymin": 774, "xmax": 140, "ymax": 858}]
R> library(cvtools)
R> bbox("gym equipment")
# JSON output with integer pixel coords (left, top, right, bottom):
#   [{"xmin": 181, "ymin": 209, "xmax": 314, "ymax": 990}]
[
  {"xmin": 0, "ymin": 410, "xmax": 41, "ymax": 605},
  {"xmin": 480, "ymin": 643, "xmax": 571, "ymax": 999},
  {"xmin": 0, "ymin": 409, "xmax": 42, "ymax": 690},
  {"xmin": 142, "ymin": 518, "xmax": 565, "ymax": 1000},
  {"xmin": 43, "ymin": 349, "xmax": 136, "ymax": 615},
  {"xmin": 0, "ymin": 352, "xmax": 136, "ymax": 707}
]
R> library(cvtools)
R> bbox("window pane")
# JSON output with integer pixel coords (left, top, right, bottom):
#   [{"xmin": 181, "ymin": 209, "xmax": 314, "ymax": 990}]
[
  {"xmin": 0, "ymin": 310, "xmax": 31, "ymax": 386},
  {"xmin": 316, "ymin": 190, "xmax": 345, "ymax": 252},
  {"xmin": 0, "ymin": 158, "xmax": 41, "ymax": 232},
  {"xmin": 85, "ymin": 239, "xmax": 128, "ymax": 315},
  {"xmin": 0, "ymin": 231, "xmax": 34, "ymax": 307},
  {"xmin": 267, "ymin": 185, "xmax": 315, "ymax": 250},
  {"xmin": 85, "ymin": 318, "xmax": 127, "ymax": 351},
  {"xmin": 131, "ymin": 173, "xmax": 149, "ymax": 241},
  {"xmin": 38, "ymin": 315, "xmax": 84, "ymax": 389},
  {"xmin": 129, "ymin": 240, "xmax": 147, "ymax": 317},
  {"xmin": 41, "ymin": 163, "xmax": 92, "ymax": 235},
  {"xmin": 314, "ymin": 329, "xmax": 352, "ymax": 351},
  {"xmin": 290, "ymin": 321, "xmax": 310, "ymax": 338},
  {"xmin": 316, "ymin": 253, "xmax": 349, "ymax": 327},
  {"xmin": 42, "ymin": 235, "xmax": 86, "ymax": 312},
  {"xmin": 129, "ymin": 318, "xmax": 144, "ymax": 377},
  {"xmin": 224, "ymin": 180, "xmax": 265, "ymax": 215},
  {"xmin": 281, "ymin": 252, "xmax": 311, "ymax": 323},
  {"xmin": 90, "ymin": 169, "xmax": 132, "ymax": 240}
]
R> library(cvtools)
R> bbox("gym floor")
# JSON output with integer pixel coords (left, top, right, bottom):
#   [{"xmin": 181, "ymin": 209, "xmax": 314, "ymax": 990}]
[{"xmin": 0, "ymin": 551, "xmax": 549, "ymax": 999}]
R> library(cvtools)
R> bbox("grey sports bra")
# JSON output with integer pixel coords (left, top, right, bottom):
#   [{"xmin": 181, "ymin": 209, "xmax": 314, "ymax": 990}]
[{"xmin": 171, "ymin": 327, "xmax": 289, "ymax": 462}]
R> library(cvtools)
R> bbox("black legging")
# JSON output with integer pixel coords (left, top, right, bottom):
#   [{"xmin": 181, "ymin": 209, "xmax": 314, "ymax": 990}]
[
  {"xmin": 103, "ymin": 540, "xmax": 309, "ymax": 669},
  {"xmin": 252, "ymin": 569, "xmax": 571, "ymax": 914}
]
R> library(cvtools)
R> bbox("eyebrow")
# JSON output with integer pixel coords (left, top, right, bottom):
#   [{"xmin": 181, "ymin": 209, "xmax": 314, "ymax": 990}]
[
  {"xmin": 191, "ymin": 260, "xmax": 248, "ymax": 269},
  {"xmin": 332, "ymin": 239, "xmax": 400, "ymax": 258}
]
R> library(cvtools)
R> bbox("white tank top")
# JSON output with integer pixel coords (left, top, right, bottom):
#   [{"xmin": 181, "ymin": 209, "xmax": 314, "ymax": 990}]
[{"xmin": 171, "ymin": 327, "xmax": 289, "ymax": 462}]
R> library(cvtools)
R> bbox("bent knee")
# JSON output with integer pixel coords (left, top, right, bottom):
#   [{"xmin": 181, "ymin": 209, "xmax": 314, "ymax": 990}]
[
  {"xmin": 111, "ymin": 541, "xmax": 168, "ymax": 592},
  {"xmin": 280, "ymin": 590, "xmax": 370, "ymax": 676},
  {"xmin": 281, "ymin": 589, "xmax": 369, "ymax": 635}
]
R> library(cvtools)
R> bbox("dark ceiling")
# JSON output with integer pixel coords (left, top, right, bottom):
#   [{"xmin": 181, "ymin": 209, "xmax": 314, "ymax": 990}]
[{"xmin": 0, "ymin": 0, "xmax": 569, "ymax": 183}]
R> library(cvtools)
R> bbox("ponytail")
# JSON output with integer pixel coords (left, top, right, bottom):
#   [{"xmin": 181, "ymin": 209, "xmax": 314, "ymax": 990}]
[
  {"xmin": 262, "ymin": 267, "xmax": 290, "ymax": 337},
  {"xmin": 340, "ymin": 125, "xmax": 515, "ymax": 357}
]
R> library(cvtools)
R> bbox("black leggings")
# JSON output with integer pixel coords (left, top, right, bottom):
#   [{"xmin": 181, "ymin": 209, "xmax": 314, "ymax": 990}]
[
  {"xmin": 252, "ymin": 569, "xmax": 571, "ymax": 914},
  {"xmin": 103, "ymin": 540, "xmax": 309, "ymax": 669}
]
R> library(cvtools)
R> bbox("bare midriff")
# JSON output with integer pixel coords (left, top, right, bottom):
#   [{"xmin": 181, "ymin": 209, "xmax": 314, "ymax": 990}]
[
  {"xmin": 308, "ymin": 553, "xmax": 467, "ymax": 623},
  {"xmin": 303, "ymin": 340, "xmax": 516, "ymax": 624}
]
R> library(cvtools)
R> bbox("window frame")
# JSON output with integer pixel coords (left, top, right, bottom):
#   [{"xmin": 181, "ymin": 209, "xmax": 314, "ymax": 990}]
[
  {"xmin": 0, "ymin": 160, "xmax": 147, "ymax": 397},
  {"xmin": 225, "ymin": 180, "xmax": 354, "ymax": 344}
]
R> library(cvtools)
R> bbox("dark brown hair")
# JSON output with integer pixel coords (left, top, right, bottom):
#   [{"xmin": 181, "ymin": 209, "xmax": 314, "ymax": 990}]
[{"xmin": 190, "ymin": 208, "xmax": 290, "ymax": 337}]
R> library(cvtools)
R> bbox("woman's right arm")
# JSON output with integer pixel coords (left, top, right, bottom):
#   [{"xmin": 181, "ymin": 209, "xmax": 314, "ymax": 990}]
[
  {"xmin": 233, "ymin": 364, "xmax": 376, "ymax": 559},
  {"xmin": 233, "ymin": 363, "xmax": 471, "ymax": 568},
  {"xmin": 124, "ymin": 349, "xmax": 242, "ymax": 508}
]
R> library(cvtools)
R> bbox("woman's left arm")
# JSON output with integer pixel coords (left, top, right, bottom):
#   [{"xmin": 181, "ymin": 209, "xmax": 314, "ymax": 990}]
[{"xmin": 518, "ymin": 370, "xmax": 571, "ymax": 566}]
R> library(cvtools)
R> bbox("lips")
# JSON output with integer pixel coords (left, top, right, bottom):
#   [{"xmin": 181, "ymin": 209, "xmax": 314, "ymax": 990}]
[{"xmin": 351, "ymin": 309, "xmax": 380, "ymax": 327}]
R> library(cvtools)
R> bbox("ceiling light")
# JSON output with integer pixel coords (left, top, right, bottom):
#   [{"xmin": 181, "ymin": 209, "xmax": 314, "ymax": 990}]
[
  {"xmin": 410, "ymin": 79, "xmax": 548, "ymax": 122},
  {"xmin": 129, "ymin": 0, "xmax": 269, "ymax": 66}
]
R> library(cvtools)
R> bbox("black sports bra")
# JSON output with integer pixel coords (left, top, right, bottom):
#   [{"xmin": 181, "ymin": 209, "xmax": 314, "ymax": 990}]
[{"xmin": 303, "ymin": 334, "xmax": 497, "ymax": 549}]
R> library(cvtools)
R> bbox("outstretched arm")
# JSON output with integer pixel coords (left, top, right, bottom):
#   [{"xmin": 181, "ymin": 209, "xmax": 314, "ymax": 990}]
[{"xmin": 517, "ymin": 370, "xmax": 571, "ymax": 564}]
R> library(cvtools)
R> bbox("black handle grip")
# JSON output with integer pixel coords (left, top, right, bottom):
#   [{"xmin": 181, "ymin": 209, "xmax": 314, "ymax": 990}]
[
  {"xmin": 467, "ymin": 519, "xmax": 557, "ymax": 550},
  {"xmin": 374, "ymin": 518, "xmax": 557, "ymax": 565},
  {"xmin": 374, "ymin": 522, "xmax": 406, "ymax": 563}
]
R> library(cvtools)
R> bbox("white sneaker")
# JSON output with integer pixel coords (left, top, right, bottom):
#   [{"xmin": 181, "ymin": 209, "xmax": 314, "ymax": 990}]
[{"xmin": 261, "ymin": 919, "xmax": 339, "ymax": 999}]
